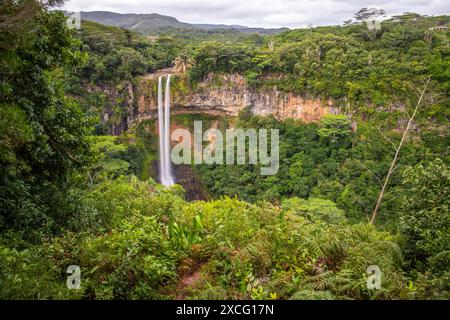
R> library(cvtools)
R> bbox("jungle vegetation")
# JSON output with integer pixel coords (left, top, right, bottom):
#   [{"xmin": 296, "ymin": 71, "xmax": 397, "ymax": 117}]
[{"xmin": 0, "ymin": 1, "xmax": 448, "ymax": 300}]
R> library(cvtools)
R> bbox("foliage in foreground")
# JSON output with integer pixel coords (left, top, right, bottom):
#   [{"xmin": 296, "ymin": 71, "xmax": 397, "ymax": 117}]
[{"xmin": 1, "ymin": 175, "xmax": 448, "ymax": 300}]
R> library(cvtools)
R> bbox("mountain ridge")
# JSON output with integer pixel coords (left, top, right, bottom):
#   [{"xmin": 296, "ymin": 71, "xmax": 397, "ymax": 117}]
[{"xmin": 68, "ymin": 10, "xmax": 289, "ymax": 35}]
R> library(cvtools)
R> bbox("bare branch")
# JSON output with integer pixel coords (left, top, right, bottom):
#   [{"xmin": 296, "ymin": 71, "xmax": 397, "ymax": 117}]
[
  {"xmin": 370, "ymin": 77, "xmax": 431, "ymax": 224},
  {"xmin": 378, "ymin": 126, "xmax": 398, "ymax": 152},
  {"xmin": 408, "ymin": 82, "xmax": 423, "ymax": 98}
]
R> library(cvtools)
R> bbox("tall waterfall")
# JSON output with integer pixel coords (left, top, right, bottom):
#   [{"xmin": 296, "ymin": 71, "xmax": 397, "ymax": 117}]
[{"xmin": 157, "ymin": 75, "xmax": 174, "ymax": 186}]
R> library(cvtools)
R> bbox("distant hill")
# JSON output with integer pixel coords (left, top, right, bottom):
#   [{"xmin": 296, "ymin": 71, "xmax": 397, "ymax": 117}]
[
  {"xmin": 193, "ymin": 23, "xmax": 288, "ymax": 35},
  {"xmin": 70, "ymin": 11, "xmax": 288, "ymax": 35}
]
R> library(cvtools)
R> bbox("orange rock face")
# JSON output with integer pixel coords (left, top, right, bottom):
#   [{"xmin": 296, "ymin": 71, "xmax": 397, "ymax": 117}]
[{"xmin": 130, "ymin": 73, "xmax": 338, "ymax": 127}]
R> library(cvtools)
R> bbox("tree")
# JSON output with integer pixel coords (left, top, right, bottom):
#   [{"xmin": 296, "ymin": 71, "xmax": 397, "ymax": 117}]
[
  {"xmin": 353, "ymin": 7, "xmax": 386, "ymax": 41},
  {"xmin": 86, "ymin": 136, "xmax": 130, "ymax": 185},
  {"xmin": 318, "ymin": 115, "xmax": 352, "ymax": 143},
  {"xmin": 173, "ymin": 51, "xmax": 196, "ymax": 73},
  {"xmin": 0, "ymin": 6, "xmax": 91, "ymax": 234},
  {"xmin": 287, "ymin": 153, "xmax": 314, "ymax": 198},
  {"xmin": 282, "ymin": 197, "xmax": 346, "ymax": 224},
  {"xmin": 354, "ymin": 8, "xmax": 386, "ymax": 22},
  {"xmin": 0, "ymin": 0, "xmax": 40, "ymax": 38}
]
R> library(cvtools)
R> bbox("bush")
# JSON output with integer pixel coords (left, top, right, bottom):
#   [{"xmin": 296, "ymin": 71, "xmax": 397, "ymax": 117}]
[
  {"xmin": 282, "ymin": 197, "xmax": 347, "ymax": 224},
  {"xmin": 399, "ymin": 159, "xmax": 450, "ymax": 274},
  {"xmin": 0, "ymin": 244, "xmax": 81, "ymax": 300}
]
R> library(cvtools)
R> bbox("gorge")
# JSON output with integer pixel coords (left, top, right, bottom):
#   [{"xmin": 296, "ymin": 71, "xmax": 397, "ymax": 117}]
[
  {"xmin": 93, "ymin": 72, "xmax": 339, "ymax": 136},
  {"xmin": 2, "ymin": 4, "xmax": 448, "ymax": 301}
]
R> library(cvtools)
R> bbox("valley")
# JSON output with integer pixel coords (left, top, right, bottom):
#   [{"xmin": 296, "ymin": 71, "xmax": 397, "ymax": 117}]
[{"xmin": 0, "ymin": 2, "xmax": 449, "ymax": 301}]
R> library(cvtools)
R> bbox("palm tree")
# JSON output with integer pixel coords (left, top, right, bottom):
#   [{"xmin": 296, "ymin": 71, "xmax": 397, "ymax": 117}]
[{"xmin": 173, "ymin": 53, "xmax": 196, "ymax": 73}]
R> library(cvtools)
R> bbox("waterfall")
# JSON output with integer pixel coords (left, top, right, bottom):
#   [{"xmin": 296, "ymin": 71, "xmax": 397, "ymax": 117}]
[{"xmin": 157, "ymin": 75, "xmax": 174, "ymax": 186}]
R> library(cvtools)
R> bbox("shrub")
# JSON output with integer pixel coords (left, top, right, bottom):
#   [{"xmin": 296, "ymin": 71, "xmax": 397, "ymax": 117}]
[
  {"xmin": 399, "ymin": 159, "xmax": 450, "ymax": 274},
  {"xmin": 282, "ymin": 197, "xmax": 347, "ymax": 224}
]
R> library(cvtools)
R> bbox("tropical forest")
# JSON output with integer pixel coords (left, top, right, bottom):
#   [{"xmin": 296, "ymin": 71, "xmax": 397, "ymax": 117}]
[{"xmin": 0, "ymin": 0, "xmax": 449, "ymax": 301}]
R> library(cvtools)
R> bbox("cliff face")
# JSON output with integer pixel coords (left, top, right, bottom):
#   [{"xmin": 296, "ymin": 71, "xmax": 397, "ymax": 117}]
[
  {"xmin": 94, "ymin": 72, "xmax": 339, "ymax": 133},
  {"xmin": 84, "ymin": 82, "xmax": 135, "ymax": 135}
]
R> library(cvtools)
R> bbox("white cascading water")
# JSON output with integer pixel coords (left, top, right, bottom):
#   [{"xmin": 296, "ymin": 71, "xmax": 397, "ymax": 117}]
[{"xmin": 157, "ymin": 75, "xmax": 174, "ymax": 186}]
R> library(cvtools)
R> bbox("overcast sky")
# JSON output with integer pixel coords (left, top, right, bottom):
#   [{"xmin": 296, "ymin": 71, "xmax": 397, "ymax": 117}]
[{"xmin": 62, "ymin": 0, "xmax": 449, "ymax": 28}]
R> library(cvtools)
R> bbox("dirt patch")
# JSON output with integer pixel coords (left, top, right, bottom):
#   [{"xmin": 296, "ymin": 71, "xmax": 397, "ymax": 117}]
[
  {"xmin": 175, "ymin": 259, "xmax": 205, "ymax": 300},
  {"xmin": 176, "ymin": 270, "xmax": 203, "ymax": 300}
]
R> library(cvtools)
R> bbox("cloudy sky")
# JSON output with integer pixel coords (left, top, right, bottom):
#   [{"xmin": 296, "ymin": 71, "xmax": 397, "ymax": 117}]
[{"xmin": 62, "ymin": 0, "xmax": 449, "ymax": 28}]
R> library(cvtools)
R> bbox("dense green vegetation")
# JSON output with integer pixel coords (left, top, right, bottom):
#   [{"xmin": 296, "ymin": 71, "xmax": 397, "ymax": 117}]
[
  {"xmin": 1, "ymin": 169, "xmax": 448, "ymax": 299},
  {"xmin": 0, "ymin": 1, "xmax": 448, "ymax": 300},
  {"xmin": 0, "ymin": 3, "xmax": 92, "ymax": 240},
  {"xmin": 73, "ymin": 21, "xmax": 181, "ymax": 83},
  {"xmin": 188, "ymin": 14, "xmax": 449, "ymax": 121},
  {"xmin": 196, "ymin": 111, "xmax": 448, "ymax": 224}
]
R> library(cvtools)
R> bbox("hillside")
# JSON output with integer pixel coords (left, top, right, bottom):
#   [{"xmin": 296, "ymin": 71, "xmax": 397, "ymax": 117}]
[{"xmin": 71, "ymin": 10, "xmax": 288, "ymax": 35}]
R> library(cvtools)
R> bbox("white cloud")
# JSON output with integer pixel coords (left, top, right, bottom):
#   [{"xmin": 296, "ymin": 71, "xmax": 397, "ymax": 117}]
[{"xmin": 62, "ymin": 0, "xmax": 449, "ymax": 28}]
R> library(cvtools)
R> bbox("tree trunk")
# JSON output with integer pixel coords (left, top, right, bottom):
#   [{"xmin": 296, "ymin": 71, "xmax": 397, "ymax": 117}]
[{"xmin": 370, "ymin": 77, "xmax": 430, "ymax": 224}]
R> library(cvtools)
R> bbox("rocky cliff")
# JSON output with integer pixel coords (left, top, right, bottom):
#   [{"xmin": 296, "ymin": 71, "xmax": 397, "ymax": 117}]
[
  {"xmin": 94, "ymin": 72, "xmax": 339, "ymax": 134},
  {"xmin": 131, "ymin": 73, "xmax": 338, "ymax": 125}
]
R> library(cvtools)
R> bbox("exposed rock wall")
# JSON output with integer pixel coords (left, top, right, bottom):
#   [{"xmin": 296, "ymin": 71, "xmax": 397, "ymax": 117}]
[
  {"xmin": 91, "ymin": 72, "xmax": 339, "ymax": 134},
  {"xmin": 130, "ymin": 73, "xmax": 338, "ymax": 127}
]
